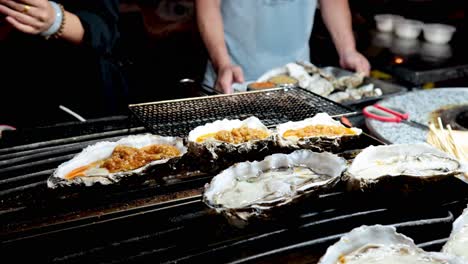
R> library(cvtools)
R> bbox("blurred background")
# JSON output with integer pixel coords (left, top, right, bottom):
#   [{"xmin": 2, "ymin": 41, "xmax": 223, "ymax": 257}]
[{"xmin": 1, "ymin": 0, "xmax": 467, "ymax": 129}]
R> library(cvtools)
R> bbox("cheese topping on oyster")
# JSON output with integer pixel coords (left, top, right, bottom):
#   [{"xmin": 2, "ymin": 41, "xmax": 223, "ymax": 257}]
[
  {"xmin": 48, "ymin": 134, "xmax": 187, "ymax": 188},
  {"xmin": 65, "ymin": 144, "xmax": 181, "ymax": 179},
  {"xmin": 196, "ymin": 126, "xmax": 270, "ymax": 144},
  {"xmin": 283, "ymin": 125, "xmax": 357, "ymax": 138},
  {"xmin": 277, "ymin": 113, "xmax": 361, "ymax": 140}
]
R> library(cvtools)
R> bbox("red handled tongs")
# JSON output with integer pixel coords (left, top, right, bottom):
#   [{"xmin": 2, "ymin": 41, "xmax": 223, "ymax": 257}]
[{"xmin": 363, "ymin": 104, "xmax": 429, "ymax": 130}]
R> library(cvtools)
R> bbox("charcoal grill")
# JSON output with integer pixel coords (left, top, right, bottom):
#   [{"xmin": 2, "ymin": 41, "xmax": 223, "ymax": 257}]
[{"xmin": 1, "ymin": 91, "xmax": 467, "ymax": 263}]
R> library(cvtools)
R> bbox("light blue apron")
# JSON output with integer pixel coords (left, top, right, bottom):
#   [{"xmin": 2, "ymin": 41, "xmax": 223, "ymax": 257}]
[{"xmin": 204, "ymin": 0, "xmax": 317, "ymax": 86}]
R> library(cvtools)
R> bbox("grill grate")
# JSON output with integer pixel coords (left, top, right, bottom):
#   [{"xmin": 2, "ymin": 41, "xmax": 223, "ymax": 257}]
[{"xmin": 128, "ymin": 88, "xmax": 355, "ymax": 136}]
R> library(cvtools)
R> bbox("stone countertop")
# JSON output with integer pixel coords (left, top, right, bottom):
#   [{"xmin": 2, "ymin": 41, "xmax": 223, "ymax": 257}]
[{"xmin": 366, "ymin": 88, "xmax": 468, "ymax": 144}]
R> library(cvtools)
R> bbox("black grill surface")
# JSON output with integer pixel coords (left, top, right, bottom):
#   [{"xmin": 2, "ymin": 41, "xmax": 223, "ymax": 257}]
[
  {"xmin": 1, "ymin": 93, "xmax": 467, "ymax": 263},
  {"xmin": 129, "ymin": 88, "xmax": 355, "ymax": 136}
]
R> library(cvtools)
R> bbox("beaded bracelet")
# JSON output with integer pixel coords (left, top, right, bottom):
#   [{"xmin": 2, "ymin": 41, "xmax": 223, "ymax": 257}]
[
  {"xmin": 40, "ymin": 1, "xmax": 65, "ymax": 39},
  {"xmin": 50, "ymin": 3, "xmax": 66, "ymax": 39}
]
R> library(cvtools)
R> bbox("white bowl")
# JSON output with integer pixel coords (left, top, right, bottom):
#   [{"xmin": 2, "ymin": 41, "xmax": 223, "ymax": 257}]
[
  {"xmin": 374, "ymin": 14, "xmax": 404, "ymax": 32},
  {"xmin": 423, "ymin": 23, "xmax": 456, "ymax": 44},
  {"xmin": 395, "ymin": 19, "xmax": 423, "ymax": 39}
]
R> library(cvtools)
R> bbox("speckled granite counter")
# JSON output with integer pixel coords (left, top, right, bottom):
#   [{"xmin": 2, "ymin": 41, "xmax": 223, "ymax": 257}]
[{"xmin": 366, "ymin": 88, "xmax": 468, "ymax": 144}]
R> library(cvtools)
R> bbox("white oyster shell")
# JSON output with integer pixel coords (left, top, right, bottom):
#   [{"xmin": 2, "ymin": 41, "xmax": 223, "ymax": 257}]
[
  {"xmin": 319, "ymin": 225, "xmax": 464, "ymax": 264},
  {"xmin": 47, "ymin": 134, "xmax": 187, "ymax": 188},
  {"xmin": 346, "ymin": 143, "xmax": 465, "ymax": 190},
  {"xmin": 443, "ymin": 204, "xmax": 468, "ymax": 260},
  {"xmin": 276, "ymin": 113, "xmax": 362, "ymax": 152},
  {"xmin": 203, "ymin": 149, "xmax": 347, "ymax": 222},
  {"xmin": 187, "ymin": 117, "xmax": 274, "ymax": 168}
]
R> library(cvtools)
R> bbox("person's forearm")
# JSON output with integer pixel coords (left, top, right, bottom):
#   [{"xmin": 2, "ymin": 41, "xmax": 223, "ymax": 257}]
[
  {"xmin": 196, "ymin": 0, "xmax": 230, "ymax": 70},
  {"xmin": 319, "ymin": 0, "xmax": 356, "ymax": 56},
  {"xmin": 60, "ymin": 11, "xmax": 85, "ymax": 45}
]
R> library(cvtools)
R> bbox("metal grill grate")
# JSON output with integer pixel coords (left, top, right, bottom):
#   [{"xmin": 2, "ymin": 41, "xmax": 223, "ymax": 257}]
[{"xmin": 128, "ymin": 88, "xmax": 355, "ymax": 136}]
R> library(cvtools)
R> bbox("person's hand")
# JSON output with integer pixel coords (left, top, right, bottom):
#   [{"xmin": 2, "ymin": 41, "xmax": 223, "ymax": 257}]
[
  {"xmin": 215, "ymin": 64, "xmax": 244, "ymax": 94},
  {"xmin": 0, "ymin": 0, "xmax": 55, "ymax": 35},
  {"xmin": 339, "ymin": 50, "xmax": 371, "ymax": 76}
]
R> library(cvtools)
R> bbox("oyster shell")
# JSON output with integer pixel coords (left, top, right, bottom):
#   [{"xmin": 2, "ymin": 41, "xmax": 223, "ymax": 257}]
[
  {"xmin": 276, "ymin": 113, "xmax": 362, "ymax": 153},
  {"xmin": 443, "ymin": 204, "xmax": 468, "ymax": 260},
  {"xmin": 345, "ymin": 143, "xmax": 465, "ymax": 191},
  {"xmin": 319, "ymin": 225, "xmax": 464, "ymax": 264},
  {"xmin": 187, "ymin": 116, "xmax": 274, "ymax": 171},
  {"xmin": 47, "ymin": 134, "xmax": 187, "ymax": 188},
  {"xmin": 203, "ymin": 149, "xmax": 347, "ymax": 223},
  {"xmin": 331, "ymin": 72, "xmax": 365, "ymax": 90}
]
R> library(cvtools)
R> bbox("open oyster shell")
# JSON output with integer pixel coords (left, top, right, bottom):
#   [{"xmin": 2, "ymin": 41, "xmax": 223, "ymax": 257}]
[
  {"xmin": 276, "ymin": 113, "xmax": 362, "ymax": 153},
  {"xmin": 187, "ymin": 116, "xmax": 275, "ymax": 171},
  {"xmin": 443, "ymin": 204, "xmax": 468, "ymax": 260},
  {"xmin": 345, "ymin": 143, "xmax": 466, "ymax": 191},
  {"xmin": 319, "ymin": 225, "xmax": 464, "ymax": 264},
  {"xmin": 203, "ymin": 149, "xmax": 347, "ymax": 224},
  {"xmin": 47, "ymin": 134, "xmax": 187, "ymax": 188}
]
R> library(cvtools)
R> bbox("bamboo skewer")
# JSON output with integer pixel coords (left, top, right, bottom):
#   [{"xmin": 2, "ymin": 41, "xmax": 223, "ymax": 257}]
[{"xmin": 427, "ymin": 117, "xmax": 468, "ymax": 180}]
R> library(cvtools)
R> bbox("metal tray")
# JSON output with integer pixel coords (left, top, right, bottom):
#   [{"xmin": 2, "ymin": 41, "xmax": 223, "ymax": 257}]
[
  {"xmin": 322, "ymin": 66, "xmax": 408, "ymax": 107},
  {"xmin": 128, "ymin": 88, "xmax": 356, "ymax": 137}
]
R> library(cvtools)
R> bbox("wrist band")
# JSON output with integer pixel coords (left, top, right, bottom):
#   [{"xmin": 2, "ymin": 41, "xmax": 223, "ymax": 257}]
[{"xmin": 40, "ymin": 1, "xmax": 63, "ymax": 38}]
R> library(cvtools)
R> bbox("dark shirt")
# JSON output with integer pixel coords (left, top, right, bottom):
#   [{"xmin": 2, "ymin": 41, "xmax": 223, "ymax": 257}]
[{"xmin": 0, "ymin": 0, "xmax": 126, "ymax": 128}]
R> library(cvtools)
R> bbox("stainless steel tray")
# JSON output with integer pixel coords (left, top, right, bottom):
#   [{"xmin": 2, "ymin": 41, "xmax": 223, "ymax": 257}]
[{"xmin": 322, "ymin": 66, "xmax": 408, "ymax": 106}]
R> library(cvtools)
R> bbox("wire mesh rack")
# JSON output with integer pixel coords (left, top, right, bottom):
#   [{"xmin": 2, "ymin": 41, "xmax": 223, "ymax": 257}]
[{"xmin": 128, "ymin": 88, "xmax": 356, "ymax": 137}]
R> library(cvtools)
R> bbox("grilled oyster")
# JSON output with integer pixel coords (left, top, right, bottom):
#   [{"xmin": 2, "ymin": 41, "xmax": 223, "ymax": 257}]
[
  {"xmin": 443, "ymin": 204, "xmax": 468, "ymax": 260},
  {"xmin": 47, "ymin": 134, "xmax": 187, "ymax": 188},
  {"xmin": 203, "ymin": 150, "xmax": 347, "ymax": 224},
  {"xmin": 187, "ymin": 116, "xmax": 274, "ymax": 171},
  {"xmin": 345, "ymin": 143, "xmax": 465, "ymax": 191},
  {"xmin": 276, "ymin": 113, "xmax": 362, "ymax": 153},
  {"xmin": 319, "ymin": 225, "xmax": 464, "ymax": 264}
]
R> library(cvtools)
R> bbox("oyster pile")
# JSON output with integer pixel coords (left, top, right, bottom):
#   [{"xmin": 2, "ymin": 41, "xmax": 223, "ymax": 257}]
[
  {"xmin": 443, "ymin": 204, "xmax": 468, "ymax": 261},
  {"xmin": 319, "ymin": 225, "xmax": 464, "ymax": 264},
  {"xmin": 256, "ymin": 61, "xmax": 382, "ymax": 103},
  {"xmin": 203, "ymin": 150, "xmax": 347, "ymax": 222},
  {"xmin": 48, "ymin": 134, "xmax": 187, "ymax": 188},
  {"xmin": 276, "ymin": 113, "xmax": 362, "ymax": 152},
  {"xmin": 345, "ymin": 143, "xmax": 465, "ymax": 191}
]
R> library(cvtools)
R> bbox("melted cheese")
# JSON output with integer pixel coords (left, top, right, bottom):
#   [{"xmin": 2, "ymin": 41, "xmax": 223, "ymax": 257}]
[
  {"xmin": 65, "ymin": 144, "xmax": 180, "ymax": 179},
  {"xmin": 283, "ymin": 125, "xmax": 356, "ymax": 138},
  {"xmin": 196, "ymin": 126, "xmax": 269, "ymax": 144}
]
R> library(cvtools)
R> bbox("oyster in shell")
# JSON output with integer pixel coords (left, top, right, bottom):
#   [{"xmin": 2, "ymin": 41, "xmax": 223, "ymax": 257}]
[
  {"xmin": 319, "ymin": 225, "xmax": 464, "ymax": 264},
  {"xmin": 187, "ymin": 116, "xmax": 274, "ymax": 171},
  {"xmin": 345, "ymin": 143, "xmax": 465, "ymax": 191},
  {"xmin": 48, "ymin": 134, "xmax": 187, "ymax": 188},
  {"xmin": 276, "ymin": 113, "xmax": 362, "ymax": 153},
  {"xmin": 443, "ymin": 204, "xmax": 468, "ymax": 260},
  {"xmin": 203, "ymin": 150, "xmax": 347, "ymax": 223}
]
